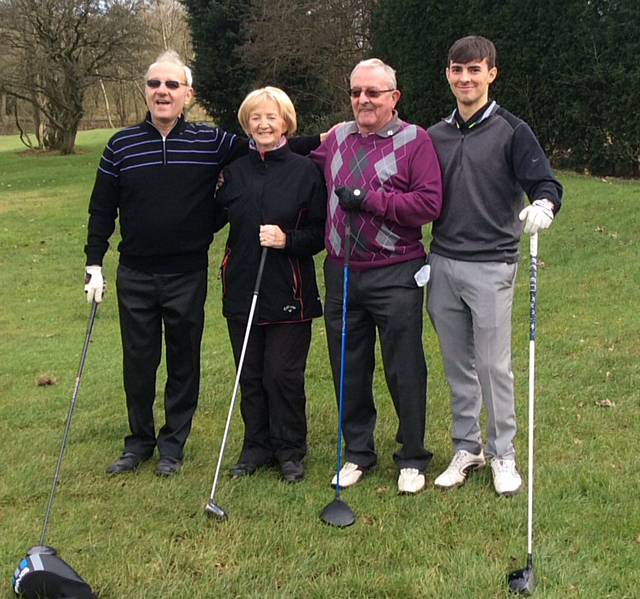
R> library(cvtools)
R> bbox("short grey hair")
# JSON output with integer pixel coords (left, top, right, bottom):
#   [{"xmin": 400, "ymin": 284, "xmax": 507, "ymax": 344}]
[
  {"xmin": 146, "ymin": 50, "xmax": 193, "ymax": 87},
  {"xmin": 350, "ymin": 58, "xmax": 397, "ymax": 89}
]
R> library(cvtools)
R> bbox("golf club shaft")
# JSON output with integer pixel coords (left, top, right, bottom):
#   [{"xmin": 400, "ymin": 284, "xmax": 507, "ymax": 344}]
[
  {"xmin": 39, "ymin": 300, "xmax": 99, "ymax": 547},
  {"xmin": 527, "ymin": 232, "xmax": 538, "ymax": 557},
  {"xmin": 208, "ymin": 246, "xmax": 268, "ymax": 502},
  {"xmin": 335, "ymin": 215, "xmax": 352, "ymax": 496}
]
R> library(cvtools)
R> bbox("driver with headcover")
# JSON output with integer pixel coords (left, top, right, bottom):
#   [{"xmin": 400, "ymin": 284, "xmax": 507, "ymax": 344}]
[{"xmin": 13, "ymin": 547, "xmax": 95, "ymax": 599}]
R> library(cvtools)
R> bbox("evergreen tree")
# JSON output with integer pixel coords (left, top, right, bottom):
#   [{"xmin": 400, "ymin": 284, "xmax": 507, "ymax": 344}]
[
  {"xmin": 373, "ymin": 0, "xmax": 640, "ymax": 176},
  {"xmin": 183, "ymin": 0, "xmax": 255, "ymax": 132}
]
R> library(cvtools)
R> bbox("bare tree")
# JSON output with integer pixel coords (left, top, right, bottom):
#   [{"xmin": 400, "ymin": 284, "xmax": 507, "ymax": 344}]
[{"xmin": 0, "ymin": 0, "xmax": 149, "ymax": 154}]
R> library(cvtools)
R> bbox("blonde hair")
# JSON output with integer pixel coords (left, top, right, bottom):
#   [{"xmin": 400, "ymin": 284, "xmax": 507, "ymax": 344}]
[
  {"xmin": 237, "ymin": 87, "xmax": 297, "ymax": 137},
  {"xmin": 146, "ymin": 50, "xmax": 193, "ymax": 87},
  {"xmin": 350, "ymin": 58, "xmax": 397, "ymax": 89}
]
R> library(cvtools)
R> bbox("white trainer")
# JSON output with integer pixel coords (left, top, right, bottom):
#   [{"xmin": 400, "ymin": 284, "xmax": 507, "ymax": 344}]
[
  {"xmin": 397, "ymin": 468, "xmax": 425, "ymax": 494},
  {"xmin": 331, "ymin": 461, "xmax": 366, "ymax": 488},
  {"xmin": 490, "ymin": 458, "xmax": 522, "ymax": 496},
  {"xmin": 434, "ymin": 450, "xmax": 486, "ymax": 489}
]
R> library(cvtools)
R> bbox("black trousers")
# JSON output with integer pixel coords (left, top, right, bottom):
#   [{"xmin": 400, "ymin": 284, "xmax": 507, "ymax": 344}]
[
  {"xmin": 323, "ymin": 257, "xmax": 432, "ymax": 471},
  {"xmin": 227, "ymin": 319, "xmax": 312, "ymax": 465},
  {"xmin": 116, "ymin": 264, "xmax": 207, "ymax": 460}
]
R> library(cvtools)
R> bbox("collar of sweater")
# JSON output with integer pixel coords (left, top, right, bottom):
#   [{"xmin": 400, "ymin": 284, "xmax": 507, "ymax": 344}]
[
  {"xmin": 444, "ymin": 100, "xmax": 497, "ymax": 130},
  {"xmin": 143, "ymin": 112, "xmax": 188, "ymax": 137},
  {"xmin": 343, "ymin": 112, "xmax": 405, "ymax": 139},
  {"xmin": 248, "ymin": 138, "xmax": 291, "ymax": 163}
]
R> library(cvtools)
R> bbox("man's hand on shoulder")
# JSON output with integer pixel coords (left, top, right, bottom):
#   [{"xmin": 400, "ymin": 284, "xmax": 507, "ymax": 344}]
[
  {"xmin": 336, "ymin": 187, "xmax": 366, "ymax": 212},
  {"xmin": 519, "ymin": 199, "xmax": 554, "ymax": 234}
]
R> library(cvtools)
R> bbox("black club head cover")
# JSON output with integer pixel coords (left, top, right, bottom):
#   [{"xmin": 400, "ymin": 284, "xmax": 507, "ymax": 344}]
[{"xmin": 13, "ymin": 547, "xmax": 95, "ymax": 598}]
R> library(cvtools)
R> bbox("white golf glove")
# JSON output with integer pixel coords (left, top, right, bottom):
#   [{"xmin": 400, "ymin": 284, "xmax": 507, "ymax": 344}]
[
  {"xmin": 519, "ymin": 199, "xmax": 555, "ymax": 235},
  {"xmin": 84, "ymin": 265, "xmax": 105, "ymax": 303}
]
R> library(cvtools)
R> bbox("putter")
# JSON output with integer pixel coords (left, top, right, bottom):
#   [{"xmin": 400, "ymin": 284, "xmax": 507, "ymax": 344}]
[
  {"xmin": 508, "ymin": 232, "xmax": 539, "ymax": 595},
  {"xmin": 12, "ymin": 301, "xmax": 98, "ymax": 599},
  {"xmin": 320, "ymin": 214, "xmax": 356, "ymax": 528},
  {"xmin": 205, "ymin": 246, "xmax": 268, "ymax": 520}
]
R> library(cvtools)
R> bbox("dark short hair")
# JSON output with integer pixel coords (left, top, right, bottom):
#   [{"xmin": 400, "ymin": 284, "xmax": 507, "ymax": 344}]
[{"xmin": 448, "ymin": 36, "xmax": 496, "ymax": 69}]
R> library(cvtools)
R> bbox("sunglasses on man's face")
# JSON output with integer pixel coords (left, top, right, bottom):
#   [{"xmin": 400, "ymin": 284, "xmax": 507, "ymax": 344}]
[
  {"xmin": 146, "ymin": 79, "xmax": 187, "ymax": 90},
  {"xmin": 349, "ymin": 88, "xmax": 395, "ymax": 99}
]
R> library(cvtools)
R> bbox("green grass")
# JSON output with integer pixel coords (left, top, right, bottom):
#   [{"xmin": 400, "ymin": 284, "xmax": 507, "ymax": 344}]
[{"xmin": 1, "ymin": 130, "xmax": 638, "ymax": 598}]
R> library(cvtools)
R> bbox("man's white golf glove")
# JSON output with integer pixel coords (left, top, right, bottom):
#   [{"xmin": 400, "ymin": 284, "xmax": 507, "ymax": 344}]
[
  {"xmin": 519, "ymin": 199, "xmax": 555, "ymax": 234},
  {"xmin": 84, "ymin": 265, "xmax": 105, "ymax": 303}
]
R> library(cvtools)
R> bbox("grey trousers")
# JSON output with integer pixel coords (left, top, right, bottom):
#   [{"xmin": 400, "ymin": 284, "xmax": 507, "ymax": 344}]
[{"xmin": 427, "ymin": 254, "xmax": 518, "ymax": 459}]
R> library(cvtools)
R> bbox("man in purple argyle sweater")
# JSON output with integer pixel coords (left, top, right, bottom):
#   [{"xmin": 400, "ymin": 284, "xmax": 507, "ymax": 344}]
[{"xmin": 312, "ymin": 58, "xmax": 443, "ymax": 494}]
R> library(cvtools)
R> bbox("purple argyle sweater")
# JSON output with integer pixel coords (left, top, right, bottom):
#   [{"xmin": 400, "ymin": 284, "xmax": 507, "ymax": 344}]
[{"xmin": 311, "ymin": 117, "xmax": 442, "ymax": 270}]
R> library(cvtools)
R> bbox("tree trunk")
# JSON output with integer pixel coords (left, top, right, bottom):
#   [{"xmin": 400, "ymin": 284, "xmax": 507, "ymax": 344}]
[
  {"xmin": 0, "ymin": 93, "xmax": 6, "ymax": 128},
  {"xmin": 43, "ymin": 118, "xmax": 79, "ymax": 154},
  {"xmin": 97, "ymin": 76, "xmax": 115, "ymax": 129}
]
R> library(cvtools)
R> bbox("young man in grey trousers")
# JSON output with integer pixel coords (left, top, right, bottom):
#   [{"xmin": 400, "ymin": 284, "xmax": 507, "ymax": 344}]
[{"xmin": 427, "ymin": 36, "xmax": 563, "ymax": 495}]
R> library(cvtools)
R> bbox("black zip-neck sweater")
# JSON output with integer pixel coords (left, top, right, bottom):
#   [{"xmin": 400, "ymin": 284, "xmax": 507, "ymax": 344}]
[{"xmin": 85, "ymin": 113, "xmax": 239, "ymax": 273}]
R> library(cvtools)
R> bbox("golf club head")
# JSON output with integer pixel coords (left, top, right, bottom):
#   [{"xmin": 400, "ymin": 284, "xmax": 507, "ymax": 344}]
[
  {"xmin": 508, "ymin": 566, "xmax": 535, "ymax": 595},
  {"xmin": 320, "ymin": 498, "xmax": 355, "ymax": 528},
  {"xmin": 204, "ymin": 499, "xmax": 228, "ymax": 521},
  {"xmin": 13, "ymin": 546, "xmax": 95, "ymax": 598}
]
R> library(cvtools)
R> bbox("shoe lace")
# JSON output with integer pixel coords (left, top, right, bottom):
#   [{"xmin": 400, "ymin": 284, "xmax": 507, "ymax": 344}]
[
  {"xmin": 401, "ymin": 468, "xmax": 419, "ymax": 477},
  {"xmin": 493, "ymin": 459, "xmax": 515, "ymax": 474},
  {"xmin": 450, "ymin": 450, "xmax": 471, "ymax": 469}
]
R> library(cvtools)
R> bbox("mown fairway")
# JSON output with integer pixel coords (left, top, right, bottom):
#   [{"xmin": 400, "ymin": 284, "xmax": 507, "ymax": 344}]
[{"xmin": 0, "ymin": 131, "xmax": 638, "ymax": 598}]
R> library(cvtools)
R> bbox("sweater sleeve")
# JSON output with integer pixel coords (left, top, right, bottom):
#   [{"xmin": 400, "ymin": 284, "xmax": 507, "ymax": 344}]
[
  {"xmin": 511, "ymin": 122, "xmax": 563, "ymax": 213},
  {"xmin": 289, "ymin": 134, "xmax": 322, "ymax": 156},
  {"xmin": 84, "ymin": 143, "xmax": 119, "ymax": 266},
  {"xmin": 284, "ymin": 163, "xmax": 327, "ymax": 256},
  {"xmin": 362, "ymin": 131, "xmax": 443, "ymax": 227}
]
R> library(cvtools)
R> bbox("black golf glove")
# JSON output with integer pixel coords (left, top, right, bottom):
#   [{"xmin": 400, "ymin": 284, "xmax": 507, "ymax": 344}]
[{"xmin": 335, "ymin": 187, "xmax": 366, "ymax": 212}]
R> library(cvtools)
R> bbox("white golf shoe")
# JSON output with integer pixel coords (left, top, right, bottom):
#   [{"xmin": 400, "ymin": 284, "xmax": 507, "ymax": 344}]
[
  {"xmin": 434, "ymin": 450, "xmax": 486, "ymax": 489},
  {"xmin": 397, "ymin": 468, "xmax": 425, "ymax": 494},
  {"xmin": 330, "ymin": 461, "xmax": 367, "ymax": 489},
  {"xmin": 490, "ymin": 458, "xmax": 522, "ymax": 496}
]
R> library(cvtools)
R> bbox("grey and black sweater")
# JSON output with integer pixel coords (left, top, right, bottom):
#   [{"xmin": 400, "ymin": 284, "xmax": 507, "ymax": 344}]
[{"xmin": 427, "ymin": 101, "xmax": 563, "ymax": 263}]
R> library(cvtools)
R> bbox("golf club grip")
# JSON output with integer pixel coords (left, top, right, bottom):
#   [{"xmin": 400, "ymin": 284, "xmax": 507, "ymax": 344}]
[
  {"xmin": 254, "ymin": 246, "xmax": 268, "ymax": 294},
  {"xmin": 40, "ymin": 301, "xmax": 99, "ymax": 547},
  {"xmin": 343, "ymin": 214, "xmax": 352, "ymax": 267}
]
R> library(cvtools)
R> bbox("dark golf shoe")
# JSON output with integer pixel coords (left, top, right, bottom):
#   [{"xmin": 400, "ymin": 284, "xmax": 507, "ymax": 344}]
[
  {"xmin": 280, "ymin": 460, "xmax": 304, "ymax": 484},
  {"xmin": 229, "ymin": 462, "xmax": 258, "ymax": 478},
  {"xmin": 155, "ymin": 456, "xmax": 182, "ymax": 477},
  {"xmin": 106, "ymin": 452, "xmax": 148, "ymax": 474}
]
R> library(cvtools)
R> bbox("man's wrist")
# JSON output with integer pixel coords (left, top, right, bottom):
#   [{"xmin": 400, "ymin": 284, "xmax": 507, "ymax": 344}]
[{"xmin": 534, "ymin": 198, "xmax": 555, "ymax": 213}]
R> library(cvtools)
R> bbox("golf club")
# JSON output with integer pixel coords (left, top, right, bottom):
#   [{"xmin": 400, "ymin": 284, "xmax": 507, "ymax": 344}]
[
  {"xmin": 320, "ymin": 214, "xmax": 356, "ymax": 528},
  {"xmin": 13, "ymin": 301, "xmax": 98, "ymax": 598},
  {"xmin": 205, "ymin": 246, "xmax": 268, "ymax": 520},
  {"xmin": 508, "ymin": 232, "xmax": 539, "ymax": 595}
]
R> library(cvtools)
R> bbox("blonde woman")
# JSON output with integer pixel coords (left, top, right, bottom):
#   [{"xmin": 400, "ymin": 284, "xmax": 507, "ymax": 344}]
[{"xmin": 215, "ymin": 87, "xmax": 326, "ymax": 483}]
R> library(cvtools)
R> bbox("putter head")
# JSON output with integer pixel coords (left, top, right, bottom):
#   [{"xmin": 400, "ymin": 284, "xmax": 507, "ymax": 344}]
[
  {"xmin": 13, "ymin": 546, "xmax": 95, "ymax": 598},
  {"xmin": 508, "ymin": 566, "xmax": 535, "ymax": 595},
  {"xmin": 204, "ymin": 499, "xmax": 228, "ymax": 521},
  {"xmin": 320, "ymin": 498, "xmax": 355, "ymax": 528}
]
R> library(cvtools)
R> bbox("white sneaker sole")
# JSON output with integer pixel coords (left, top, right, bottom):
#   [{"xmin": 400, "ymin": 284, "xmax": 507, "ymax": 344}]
[{"xmin": 495, "ymin": 483, "xmax": 522, "ymax": 497}]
